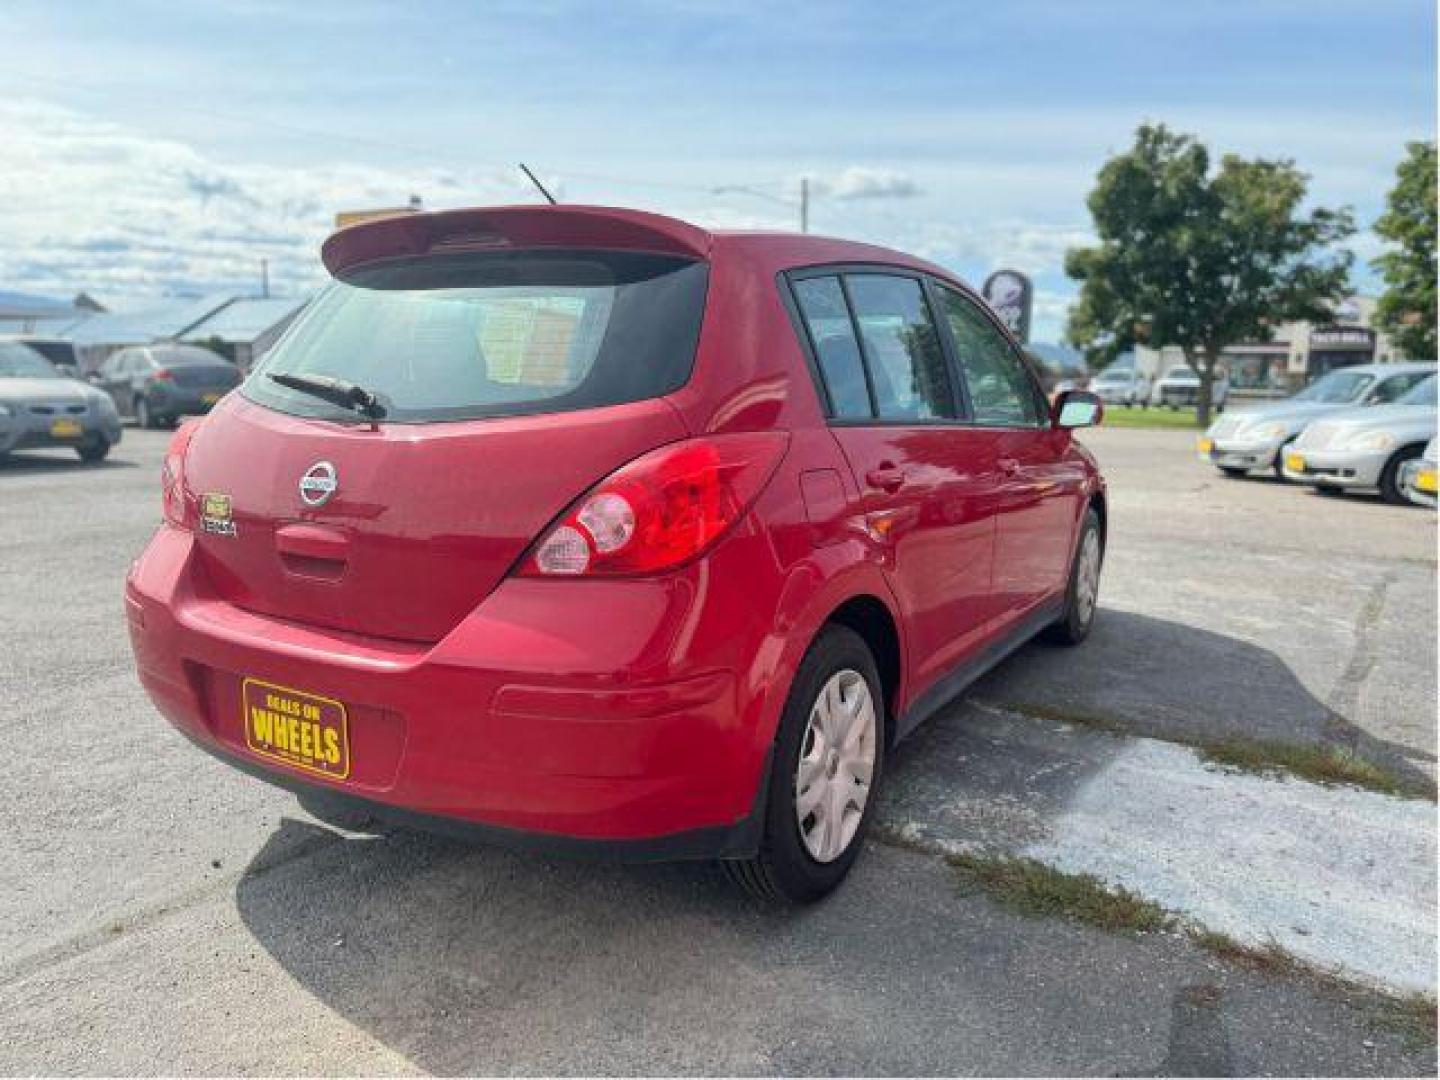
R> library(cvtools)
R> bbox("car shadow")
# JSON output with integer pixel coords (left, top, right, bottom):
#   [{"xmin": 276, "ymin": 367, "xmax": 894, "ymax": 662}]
[
  {"xmin": 967, "ymin": 607, "xmax": 1433, "ymax": 791},
  {"xmin": 227, "ymin": 606, "xmax": 1431, "ymax": 1073},
  {"xmin": 0, "ymin": 452, "xmax": 139, "ymax": 476}
]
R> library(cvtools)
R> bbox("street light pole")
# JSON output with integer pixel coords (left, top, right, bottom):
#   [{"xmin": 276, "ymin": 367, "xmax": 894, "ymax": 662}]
[{"xmin": 800, "ymin": 176, "xmax": 809, "ymax": 234}]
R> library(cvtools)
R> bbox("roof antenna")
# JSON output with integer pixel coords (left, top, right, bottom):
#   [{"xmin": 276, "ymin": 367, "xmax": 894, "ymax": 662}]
[{"xmin": 518, "ymin": 163, "xmax": 557, "ymax": 205}]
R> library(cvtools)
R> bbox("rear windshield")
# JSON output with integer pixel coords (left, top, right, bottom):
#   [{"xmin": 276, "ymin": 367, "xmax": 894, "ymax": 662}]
[
  {"xmin": 154, "ymin": 346, "xmax": 227, "ymax": 367},
  {"xmin": 244, "ymin": 250, "xmax": 709, "ymax": 424}
]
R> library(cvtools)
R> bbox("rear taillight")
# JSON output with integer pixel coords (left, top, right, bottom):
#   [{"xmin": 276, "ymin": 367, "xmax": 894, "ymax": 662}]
[
  {"xmin": 152, "ymin": 368, "xmax": 174, "ymax": 381},
  {"xmin": 161, "ymin": 421, "xmax": 200, "ymax": 528},
  {"xmin": 519, "ymin": 433, "xmax": 789, "ymax": 577}
]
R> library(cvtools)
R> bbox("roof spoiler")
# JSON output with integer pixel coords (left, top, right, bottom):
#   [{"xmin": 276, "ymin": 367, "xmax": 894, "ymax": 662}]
[{"xmin": 321, "ymin": 204, "xmax": 713, "ymax": 277}]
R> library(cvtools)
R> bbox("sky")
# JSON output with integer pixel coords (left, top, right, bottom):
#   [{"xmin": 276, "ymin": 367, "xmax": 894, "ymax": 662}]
[{"xmin": 0, "ymin": 0, "xmax": 1434, "ymax": 342}]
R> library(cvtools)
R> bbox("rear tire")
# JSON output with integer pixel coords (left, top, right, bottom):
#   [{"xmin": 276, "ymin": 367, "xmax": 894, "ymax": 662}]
[
  {"xmin": 721, "ymin": 625, "xmax": 884, "ymax": 904},
  {"xmin": 1042, "ymin": 507, "xmax": 1103, "ymax": 646},
  {"xmin": 1379, "ymin": 446, "xmax": 1424, "ymax": 506}
]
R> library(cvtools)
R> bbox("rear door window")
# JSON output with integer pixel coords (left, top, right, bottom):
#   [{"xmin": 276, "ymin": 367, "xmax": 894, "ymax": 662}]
[
  {"xmin": 244, "ymin": 250, "xmax": 709, "ymax": 424},
  {"xmin": 791, "ymin": 275, "xmax": 873, "ymax": 419},
  {"xmin": 936, "ymin": 287, "xmax": 1042, "ymax": 426},
  {"xmin": 844, "ymin": 274, "xmax": 956, "ymax": 421}
]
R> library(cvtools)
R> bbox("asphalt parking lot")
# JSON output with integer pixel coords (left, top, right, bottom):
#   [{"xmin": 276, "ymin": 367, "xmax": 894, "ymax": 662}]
[{"xmin": 0, "ymin": 422, "xmax": 1435, "ymax": 1075}]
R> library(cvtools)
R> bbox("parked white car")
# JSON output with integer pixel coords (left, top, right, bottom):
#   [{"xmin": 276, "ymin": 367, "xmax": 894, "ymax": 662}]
[
  {"xmin": 1400, "ymin": 437, "xmax": 1437, "ymax": 508},
  {"xmin": 1090, "ymin": 365, "xmax": 1150, "ymax": 406},
  {"xmin": 1198, "ymin": 362, "xmax": 1436, "ymax": 478},
  {"xmin": 1151, "ymin": 364, "xmax": 1228, "ymax": 411},
  {"xmin": 1282, "ymin": 375, "xmax": 1438, "ymax": 503}
]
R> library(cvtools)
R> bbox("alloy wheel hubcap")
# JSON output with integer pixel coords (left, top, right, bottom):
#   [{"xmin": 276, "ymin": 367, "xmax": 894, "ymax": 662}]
[
  {"xmin": 795, "ymin": 669, "xmax": 876, "ymax": 863},
  {"xmin": 1076, "ymin": 530, "xmax": 1101, "ymax": 622}
]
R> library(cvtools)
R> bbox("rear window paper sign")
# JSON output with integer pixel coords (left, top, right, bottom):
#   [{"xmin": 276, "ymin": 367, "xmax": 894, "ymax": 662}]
[{"xmin": 982, "ymin": 269, "xmax": 1033, "ymax": 344}]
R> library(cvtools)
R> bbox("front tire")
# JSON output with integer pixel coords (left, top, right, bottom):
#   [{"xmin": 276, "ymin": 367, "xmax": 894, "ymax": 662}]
[
  {"xmin": 722, "ymin": 625, "xmax": 884, "ymax": 904},
  {"xmin": 76, "ymin": 438, "xmax": 110, "ymax": 464},
  {"xmin": 1043, "ymin": 507, "xmax": 1103, "ymax": 646},
  {"xmin": 1379, "ymin": 446, "xmax": 1424, "ymax": 505}
]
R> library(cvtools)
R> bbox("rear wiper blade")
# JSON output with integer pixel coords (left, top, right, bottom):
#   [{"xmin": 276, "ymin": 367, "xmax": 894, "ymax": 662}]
[{"xmin": 268, "ymin": 372, "xmax": 387, "ymax": 420}]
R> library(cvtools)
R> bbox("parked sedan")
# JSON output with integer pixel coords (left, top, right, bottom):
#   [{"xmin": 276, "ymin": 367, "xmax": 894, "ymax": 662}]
[
  {"xmin": 1198, "ymin": 362, "xmax": 1435, "ymax": 478},
  {"xmin": 0, "ymin": 341, "xmax": 123, "ymax": 463},
  {"xmin": 92, "ymin": 344, "xmax": 241, "ymax": 429},
  {"xmin": 1151, "ymin": 364, "xmax": 1228, "ymax": 411},
  {"xmin": 1400, "ymin": 437, "xmax": 1437, "ymax": 508},
  {"xmin": 1282, "ymin": 375, "xmax": 1437, "ymax": 503}
]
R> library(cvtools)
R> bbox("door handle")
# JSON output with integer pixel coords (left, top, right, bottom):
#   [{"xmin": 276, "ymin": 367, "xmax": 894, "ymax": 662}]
[
  {"xmin": 998, "ymin": 457, "xmax": 1021, "ymax": 476},
  {"xmin": 865, "ymin": 465, "xmax": 905, "ymax": 493}
]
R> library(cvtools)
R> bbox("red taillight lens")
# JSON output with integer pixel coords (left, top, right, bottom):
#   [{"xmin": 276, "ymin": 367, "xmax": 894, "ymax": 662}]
[
  {"xmin": 520, "ymin": 432, "xmax": 789, "ymax": 577},
  {"xmin": 161, "ymin": 421, "xmax": 199, "ymax": 528},
  {"xmin": 152, "ymin": 367, "xmax": 174, "ymax": 381}
]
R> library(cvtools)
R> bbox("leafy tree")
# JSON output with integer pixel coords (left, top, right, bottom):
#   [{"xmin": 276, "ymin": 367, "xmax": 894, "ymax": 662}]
[
  {"xmin": 1066, "ymin": 123, "xmax": 1355, "ymax": 423},
  {"xmin": 1373, "ymin": 141, "xmax": 1437, "ymax": 362}
]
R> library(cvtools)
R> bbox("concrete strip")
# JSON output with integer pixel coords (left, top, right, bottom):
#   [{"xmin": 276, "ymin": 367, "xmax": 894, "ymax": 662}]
[{"xmin": 1013, "ymin": 714, "xmax": 1437, "ymax": 995}]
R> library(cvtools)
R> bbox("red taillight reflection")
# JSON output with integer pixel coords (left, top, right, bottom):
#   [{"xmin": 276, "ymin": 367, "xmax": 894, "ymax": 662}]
[
  {"xmin": 520, "ymin": 432, "xmax": 789, "ymax": 577},
  {"xmin": 161, "ymin": 421, "xmax": 200, "ymax": 528}
]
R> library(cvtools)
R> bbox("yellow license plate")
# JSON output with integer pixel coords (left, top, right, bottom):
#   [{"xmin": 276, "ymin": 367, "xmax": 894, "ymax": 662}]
[
  {"xmin": 1197, "ymin": 437, "xmax": 1214, "ymax": 455},
  {"xmin": 1417, "ymin": 468, "xmax": 1437, "ymax": 493},
  {"xmin": 242, "ymin": 678, "xmax": 351, "ymax": 780},
  {"xmin": 50, "ymin": 418, "xmax": 83, "ymax": 438},
  {"xmin": 1285, "ymin": 452, "xmax": 1306, "ymax": 473},
  {"xmin": 201, "ymin": 392, "xmax": 220, "ymax": 405}
]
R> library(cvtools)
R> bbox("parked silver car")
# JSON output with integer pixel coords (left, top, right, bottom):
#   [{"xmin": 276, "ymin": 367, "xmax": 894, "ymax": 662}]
[
  {"xmin": 1198, "ymin": 362, "xmax": 1436, "ymax": 478},
  {"xmin": 1282, "ymin": 375, "xmax": 1438, "ymax": 503},
  {"xmin": 1400, "ymin": 437, "xmax": 1437, "ymax": 508},
  {"xmin": 0, "ymin": 342, "xmax": 123, "ymax": 463}
]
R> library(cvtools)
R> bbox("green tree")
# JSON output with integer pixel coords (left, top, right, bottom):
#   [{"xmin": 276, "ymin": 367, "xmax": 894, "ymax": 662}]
[
  {"xmin": 1373, "ymin": 141, "xmax": 1437, "ymax": 361},
  {"xmin": 1066, "ymin": 123, "xmax": 1355, "ymax": 423}
]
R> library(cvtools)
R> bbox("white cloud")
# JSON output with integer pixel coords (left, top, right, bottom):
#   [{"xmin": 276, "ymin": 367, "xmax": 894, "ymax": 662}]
[
  {"xmin": 0, "ymin": 99, "xmax": 536, "ymax": 301},
  {"xmin": 810, "ymin": 167, "xmax": 921, "ymax": 201}
]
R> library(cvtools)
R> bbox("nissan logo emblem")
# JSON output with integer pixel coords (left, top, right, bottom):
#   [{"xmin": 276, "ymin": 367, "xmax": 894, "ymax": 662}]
[{"xmin": 299, "ymin": 461, "xmax": 338, "ymax": 507}]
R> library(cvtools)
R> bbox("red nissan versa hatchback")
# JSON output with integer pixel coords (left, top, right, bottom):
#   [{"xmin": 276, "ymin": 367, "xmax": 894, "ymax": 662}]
[{"xmin": 125, "ymin": 205, "xmax": 1106, "ymax": 903}]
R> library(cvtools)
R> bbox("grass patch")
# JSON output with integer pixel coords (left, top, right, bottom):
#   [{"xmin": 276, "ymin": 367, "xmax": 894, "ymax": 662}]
[
  {"xmin": 947, "ymin": 852, "xmax": 1173, "ymax": 933},
  {"xmin": 1189, "ymin": 929, "xmax": 1437, "ymax": 1051},
  {"xmin": 1187, "ymin": 927, "xmax": 1307, "ymax": 978},
  {"xmin": 988, "ymin": 699, "xmax": 1433, "ymax": 801},
  {"xmin": 987, "ymin": 699, "xmax": 1130, "ymax": 735},
  {"xmin": 1374, "ymin": 992, "xmax": 1439, "ymax": 1051},
  {"xmin": 1199, "ymin": 738, "xmax": 1420, "ymax": 798},
  {"xmin": 1099, "ymin": 405, "xmax": 1205, "ymax": 430}
]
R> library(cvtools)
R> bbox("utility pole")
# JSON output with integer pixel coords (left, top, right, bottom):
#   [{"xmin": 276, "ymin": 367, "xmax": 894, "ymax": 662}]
[
  {"xmin": 260, "ymin": 259, "xmax": 269, "ymax": 299},
  {"xmin": 800, "ymin": 176, "xmax": 809, "ymax": 234}
]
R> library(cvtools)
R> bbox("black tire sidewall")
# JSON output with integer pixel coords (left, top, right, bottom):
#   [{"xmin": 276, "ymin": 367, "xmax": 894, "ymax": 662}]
[
  {"xmin": 759, "ymin": 625, "xmax": 885, "ymax": 902},
  {"xmin": 1053, "ymin": 508, "xmax": 1102, "ymax": 644},
  {"xmin": 1380, "ymin": 446, "xmax": 1424, "ymax": 505}
]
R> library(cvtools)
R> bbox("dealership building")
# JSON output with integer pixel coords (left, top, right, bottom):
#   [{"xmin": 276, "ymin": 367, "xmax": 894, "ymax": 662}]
[{"xmin": 1135, "ymin": 296, "xmax": 1414, "ymax": 395}]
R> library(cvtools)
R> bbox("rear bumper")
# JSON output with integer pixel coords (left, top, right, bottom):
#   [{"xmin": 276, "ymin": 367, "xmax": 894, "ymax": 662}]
[
  {"xmin": 125, "ymin": 526, "xmax": 778, "ymax": 857},
  {"xmin": 147, "ymin": 386, "xmax": 229, "ymax": 417},
  {"xmin": 0, "ymin": 413, "xmax": 121, "ymax": 454}
]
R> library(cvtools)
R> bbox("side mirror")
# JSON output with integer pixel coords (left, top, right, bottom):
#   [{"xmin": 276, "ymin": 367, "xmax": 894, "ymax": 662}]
[{"xmin": 1053, "ymin": 389, "xmax": 1103, "ymax": 429}]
